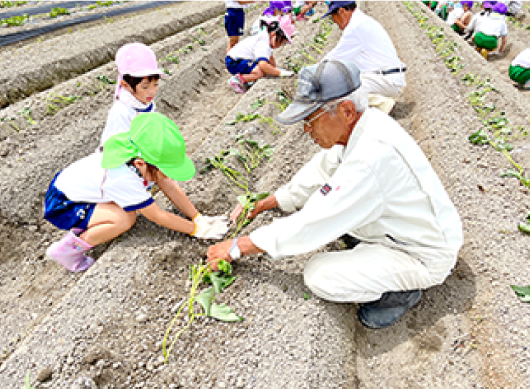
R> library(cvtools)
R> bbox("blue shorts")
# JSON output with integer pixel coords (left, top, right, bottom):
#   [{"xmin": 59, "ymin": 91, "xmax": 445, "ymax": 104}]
[
  {"xmin": 225, "ymin": 8, "xmax": 245, "ymax": 37},
  {"xmin": 225, "ymin": 56, "xmax": 268, "ymax": 75},
  {"xmin": 43, "ymin": 172, "xmax": 95, "ymax": 231}
]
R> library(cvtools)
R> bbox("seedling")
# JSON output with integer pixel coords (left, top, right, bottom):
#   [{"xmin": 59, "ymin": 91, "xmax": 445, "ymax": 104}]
[
  {"xmin": 229, "ymin": 135, "xmax": 274, "ymax": 173},
  {"xmin": 511, "ymin": 285, "xmax": 530, "ymax": 302},
  {"xmin": 202, "ymin": 150, "xmax": 248, "ymax": 191},
  {"xmin": 225, "ymin": 112, "xmax": 282, "ymax": 135},
  {"xmin": 46, "ymin": 93, "xmax": 81, "ymax": 115},
  {"xmin": 0, "ymin": 13, "xmax": 29, "ymax": 26},
  {"xmin": 162, "ymin": 260, "xmax": 242, "ymax": 362},
  {"xmin": 231, "ymin": 191, "xmax": 270, "ymax": 237},
  {"xmin": 518, "ymin": 215, "xmax": 530, "ymax": 234},
  {"xmin": 95, "ymin": 75, "xmax": 116, "ymax": 86},
  {"xmin": 0, "ymin": 116, "xmax": 19, "ymax": 131},
  {"xmin": 18, "ymin": 107, "xmax": 35, "ymax": 125},
  {"xmin": 49, "ymin": 7, "xmax": 69, "ymax": 18},
  {"xmin": 24, "ymin": 372, "xmax": 36, "ymax": 389}
]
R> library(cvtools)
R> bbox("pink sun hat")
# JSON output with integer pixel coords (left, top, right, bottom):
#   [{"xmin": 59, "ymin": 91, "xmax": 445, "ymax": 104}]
[
  {"xmin": 114, "ymin": 42, "xmax": 166, "ymax": 98},
  {"xmin": 279, "ymin": 15, "xmax": 295, "ymax": 43}
]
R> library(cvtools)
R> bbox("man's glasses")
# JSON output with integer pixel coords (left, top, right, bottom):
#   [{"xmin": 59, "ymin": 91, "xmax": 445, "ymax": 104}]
[{"xmin": 301, "ymin": 109, "xmax": 328, "ymax": 127}]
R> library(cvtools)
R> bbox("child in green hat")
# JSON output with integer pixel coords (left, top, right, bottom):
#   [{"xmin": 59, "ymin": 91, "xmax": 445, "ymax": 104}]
[{"xmin": 43, "ymin": 113, "xmax": 228, "ymax": 273}]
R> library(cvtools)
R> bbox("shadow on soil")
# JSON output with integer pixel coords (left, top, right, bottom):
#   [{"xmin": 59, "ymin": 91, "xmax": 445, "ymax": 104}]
[
  {"xmin": 353, "ymin": 257, "xmax": 477, "ymax": 357},
  {"xmin": 390, "ymin": 101, "xmax": 416, "ymax": 121}
]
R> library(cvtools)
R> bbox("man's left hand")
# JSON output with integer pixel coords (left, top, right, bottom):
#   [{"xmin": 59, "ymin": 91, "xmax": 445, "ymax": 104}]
[{"xmin": 207, "ymin": 240, "xmax": 233, "ymax": 271}]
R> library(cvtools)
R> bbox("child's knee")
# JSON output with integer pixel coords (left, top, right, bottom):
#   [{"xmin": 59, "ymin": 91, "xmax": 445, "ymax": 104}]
[{"xmin": 119, "ymin": 211, "xmax": 137, "ymax": 231}]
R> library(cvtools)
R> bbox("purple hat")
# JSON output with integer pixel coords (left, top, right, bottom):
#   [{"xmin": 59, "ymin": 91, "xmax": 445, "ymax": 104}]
[
  {"xmin": 483, "ymin": 2, "xmax": 493, "ymax": 9},
  {"xmin": 461, "ymin": 1, "xmax": 473, "ymax": 9},
  {"xmin": 493, "ymin": 2, "xmax": 507, "ymax": 14},
  {"xmin": 321, "ymin": 1, "xmax": 357, "ymax": 19}
]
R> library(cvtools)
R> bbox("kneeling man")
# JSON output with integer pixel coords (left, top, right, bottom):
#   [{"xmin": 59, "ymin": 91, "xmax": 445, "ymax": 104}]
[{"xmin": 207, "ymin": 60, "xmax": 462, "ymax": 329}]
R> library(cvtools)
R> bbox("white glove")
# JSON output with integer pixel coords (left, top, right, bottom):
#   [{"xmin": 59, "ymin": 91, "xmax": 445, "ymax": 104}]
[
  {"xmin": 191, "ymin": 214, "xmax": 229, "ymax": 239},
  {"xmin": 278, "ymin": 69, "xmax": 295, "ymax": 77}
]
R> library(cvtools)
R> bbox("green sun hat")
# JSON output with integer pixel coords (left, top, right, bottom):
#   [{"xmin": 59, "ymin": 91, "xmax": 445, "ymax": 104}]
[{"xmin": 101, "ymin": 112, "xmax": 195, "ymax": 181}]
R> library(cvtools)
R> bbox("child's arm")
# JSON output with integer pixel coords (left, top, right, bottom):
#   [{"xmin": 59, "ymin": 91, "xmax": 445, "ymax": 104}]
[
  {"xmin": 156, "ymin": 175, "xmax": 198, "ymax": 220},
  {"xmin": 269, "ymin": 54, "xmax": 277, "ymax": 68},
  {"xmin": 258, "ymin": 60, "xmax": 281, "ymax": 76},
  {"xmin": 139, "ymin": 202, "xmax": 195, "ymax": 234}
]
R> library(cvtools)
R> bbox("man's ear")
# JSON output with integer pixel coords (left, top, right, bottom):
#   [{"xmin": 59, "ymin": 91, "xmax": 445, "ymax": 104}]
[{"xmin": 339, "ymin": 100, "xmax": 357, "ymax": 123}]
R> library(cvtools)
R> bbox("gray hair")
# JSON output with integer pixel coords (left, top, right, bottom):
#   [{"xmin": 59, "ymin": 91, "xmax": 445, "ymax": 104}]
[{"xmin": 322, "ymin": 87, "xmax": 368, "ymax": 116}]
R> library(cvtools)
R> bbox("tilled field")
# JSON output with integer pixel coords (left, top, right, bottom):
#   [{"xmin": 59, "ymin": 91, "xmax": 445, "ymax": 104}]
[{"xmin": 0, "ymin": 1, "xmax": 529, "ymax": 388}]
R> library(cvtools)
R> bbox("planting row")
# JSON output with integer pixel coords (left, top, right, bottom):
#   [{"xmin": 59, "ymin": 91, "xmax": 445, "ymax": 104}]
[{"xmin": 405, "ymin": 1, "xmax": 529, "ymax": 193}]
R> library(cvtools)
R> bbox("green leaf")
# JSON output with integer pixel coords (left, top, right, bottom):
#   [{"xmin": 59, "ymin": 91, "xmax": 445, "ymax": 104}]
[
  {"xmin": 303, "ymin": 292, "xmax": 311, "ymax": 300},
  {"xmin": 195, "ymin": 287, "xmax": 215, "ymax": 316},
  {"xmin": 251, "ymin": 98, "xmax": 265, "ymax": 110},
  {"xmin": 210, "ymin": 272, "xmax": 237, "ymax": 294},
  {"xmin": 518, "ymin": 223, "xmax": 530, "ymax": 235},
  {"xmin": 218, "ymin": 259, "xmax": 232, "ymax": 275},
  {"xmin": 468, "ymin": 129, "xmax": 489, "ymax": 145},
  {"xmin": 210, "ymin": 303, "xmax": 244, "ymax": 322}
]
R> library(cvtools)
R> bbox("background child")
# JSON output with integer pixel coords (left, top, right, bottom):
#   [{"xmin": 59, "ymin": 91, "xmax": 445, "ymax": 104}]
[
  {"xmin": 225, "ymin": 1, "xmax": 255, "ymax": 53},
  {"xmin": 99, "ymin": 42, "xmax": 165, "ymax": 149},
  {"xmin": 226, "ymin": 15, "xmax": 295, "ymax": 94},
  {"xmin": 250, "ymin": 0, "xmax": 292, "ymax": 35},
  {"xmin": 509, "ymin": 47, "xmax": 530, "ymax": 90},
  {"xmin": 44, "ymin": 113, "xmax": 229, "ymax": 273},
  {"xmin": 452, "ymin": 1, "xmax": 473, "ymax": 35},
  {"xmin": 472, "ymin": 2, "xmax": 508, "ymax": 58}
]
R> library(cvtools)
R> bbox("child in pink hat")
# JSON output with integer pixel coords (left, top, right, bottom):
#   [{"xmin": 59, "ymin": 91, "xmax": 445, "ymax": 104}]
[
  {"xmin": 99, "ymin": 42, "xmax": 166, "ymax": 148},
  {"xmin": 226, "ymin": 15, "xmax": 295, "ymax": 93}
]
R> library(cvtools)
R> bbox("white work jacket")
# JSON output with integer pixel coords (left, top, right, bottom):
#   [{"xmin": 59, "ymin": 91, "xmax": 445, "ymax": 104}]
[
  {"xmin": 323, "ymin": 9, "xmax": 405, "ymax": 73},
  {"xmin": 250, "ymin": 109, "xmax": 463, "ymax": 270}
]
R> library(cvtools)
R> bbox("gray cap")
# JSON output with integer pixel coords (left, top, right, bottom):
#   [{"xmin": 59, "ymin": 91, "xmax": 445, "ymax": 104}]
[{"xmin": 276, "ymin": 60, "xmax": 361, "ymax": 125}]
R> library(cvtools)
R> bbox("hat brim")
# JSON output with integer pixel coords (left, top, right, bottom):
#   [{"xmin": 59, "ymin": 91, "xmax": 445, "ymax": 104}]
[
  {"xmin": 128, "ymin": 68, "xmax": 168, "ymax": 78},
  {"xmin": 276, "ymin": 100, "xmax": 324, "ymax": 125},
  {"xmin": 158, "ymin": 156, "xmax": 196, "ymax": 182}
]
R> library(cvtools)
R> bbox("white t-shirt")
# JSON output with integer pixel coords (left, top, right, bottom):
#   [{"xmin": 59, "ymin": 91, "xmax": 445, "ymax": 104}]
[
  {"xmin": 476, "ymin": 13, "xmax": 508, "ymax": 37},
  {"xmin": 227, "ymin": 30, "xmax": 272, "ymax": 62},
  {"xmin": 446, "ymin": 7, "xmax": 464, "ymax": 26},
  {"xmin": 225, "ymin": 1, "xmax": 249, "ymax": 9},
  {"xmin": 99, "ymin": 90, "xmax": 156, "ymax": 148},
  {"xmin": 324, "ymin": 9, "xmax": 405, "ymax": 73},
  {"xmin": 512, "ymin": 48, "xmax": 530, "ymax": 68},
  {"xmin": 466, "ymin": 12, "xmax": 489, "ymax": 35},
  {"xmin": 55, "ymin": 152, "xmax": 155, "ymax": 212}
]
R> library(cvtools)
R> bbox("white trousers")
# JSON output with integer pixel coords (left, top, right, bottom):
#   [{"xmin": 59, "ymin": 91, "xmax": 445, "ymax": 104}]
[
  {"xmin": 303, "ymin": 242, "xmax": 455, "ymax": 304},
  {"xmin": 360, "ymin": 72, "xmax": 407, "ymax": 114}
]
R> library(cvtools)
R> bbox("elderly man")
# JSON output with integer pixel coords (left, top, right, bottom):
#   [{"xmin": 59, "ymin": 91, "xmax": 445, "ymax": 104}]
[
  {"xmin": 321, "ymin": 1, "xmax": 406, "ymax": 115},
  {"xmin": 207, "ymin": 60, "xmax": 462, "ymax": 329}
]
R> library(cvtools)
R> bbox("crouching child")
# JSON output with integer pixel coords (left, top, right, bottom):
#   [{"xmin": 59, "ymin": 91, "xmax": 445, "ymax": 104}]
[
  {"xmin": 44, "ymin": 113, "xmax": 229, "ymax": 272},
  {"xmin": 225, "ymin": 15, "xmax": 295, "ymax": 94}
]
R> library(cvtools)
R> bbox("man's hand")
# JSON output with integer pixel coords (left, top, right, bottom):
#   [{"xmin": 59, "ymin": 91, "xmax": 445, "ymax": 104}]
[
  {"xmin": 207, "ymin": 240, "xmax": 233, "ymax": 271},
  {"xmin": 229, "ymin": 202, "xmax": 262, "ymax": 223}
]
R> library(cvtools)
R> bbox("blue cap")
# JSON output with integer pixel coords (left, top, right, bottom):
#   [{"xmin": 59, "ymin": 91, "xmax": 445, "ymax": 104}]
[{"xmin": 321, "ymin": 1, "xmax": 357, "ymax": 19}]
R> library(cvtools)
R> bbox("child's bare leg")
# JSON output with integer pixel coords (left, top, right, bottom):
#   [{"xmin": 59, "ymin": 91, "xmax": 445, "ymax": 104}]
[
  {"xmin": 227, "ymin": 36, "xmax": 239, "ymax": 52},
  {"xmin": 80, "ymin": 203, "xmax": 137, "ymax": 246},
  {"xmin": 240, "ymin": 67, "xmax": 264, "ymax": 83}
]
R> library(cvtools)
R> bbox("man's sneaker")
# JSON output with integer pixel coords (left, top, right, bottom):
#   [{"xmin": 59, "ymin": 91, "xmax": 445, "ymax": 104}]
[
  {"xmin": 357, "ymin": 289, "xmax": 422, "ymax": 329},
  {"xmin": 228, "ymin": 75, "xmax": 246, "ymax": 94},
  {"xmin": 340, "ymin": 234, "xmax": 361, "ymax": 250}
]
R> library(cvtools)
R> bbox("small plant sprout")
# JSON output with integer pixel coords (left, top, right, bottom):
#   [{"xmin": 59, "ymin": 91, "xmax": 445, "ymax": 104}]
[
  {"xmin": 24, "ymin": 371, "xmax": 36, "ymax": 389},
  {"xmin": 202, "ymin": 150, "xmax": 248, "ymax": 192},
  {"xmin": 19, "ymin": 107, "xmax": 35, "ymax": 125},
  {"xmin": 231, "ymin": 191, "xmax": 270, "ymax": 237},
  {"xmin": 46, "ymin": 93, "xmax": 82, "ymax": 115},
  {"xmin": 162, "ymin": 260, "xmax": 242, "ymax": 363},
  {"xmin": 229, "ymin": 135, "xmax": 274, "ymax": 173},
  {"xmin": 0, "ymin": 116, "xmax": 19, "ymax": 132},
  {"xmin": 225, "ymin": 112, "xmax": 282, "ymax": 135}
]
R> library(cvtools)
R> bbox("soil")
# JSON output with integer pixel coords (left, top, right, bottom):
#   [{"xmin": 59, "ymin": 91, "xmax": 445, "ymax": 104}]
[{"xmin": 0, "ymin": 1, "xmax": 529, "ymax": 388}]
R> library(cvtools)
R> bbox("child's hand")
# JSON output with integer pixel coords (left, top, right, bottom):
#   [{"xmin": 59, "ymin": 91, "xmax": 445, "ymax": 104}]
[
  {"xmin": 278, "ymin": 69, "xmax": 295, "ymax": 77},
  {"xmin": 191, "ymin": 214, "xmax": 229, "ymax": 239}
]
